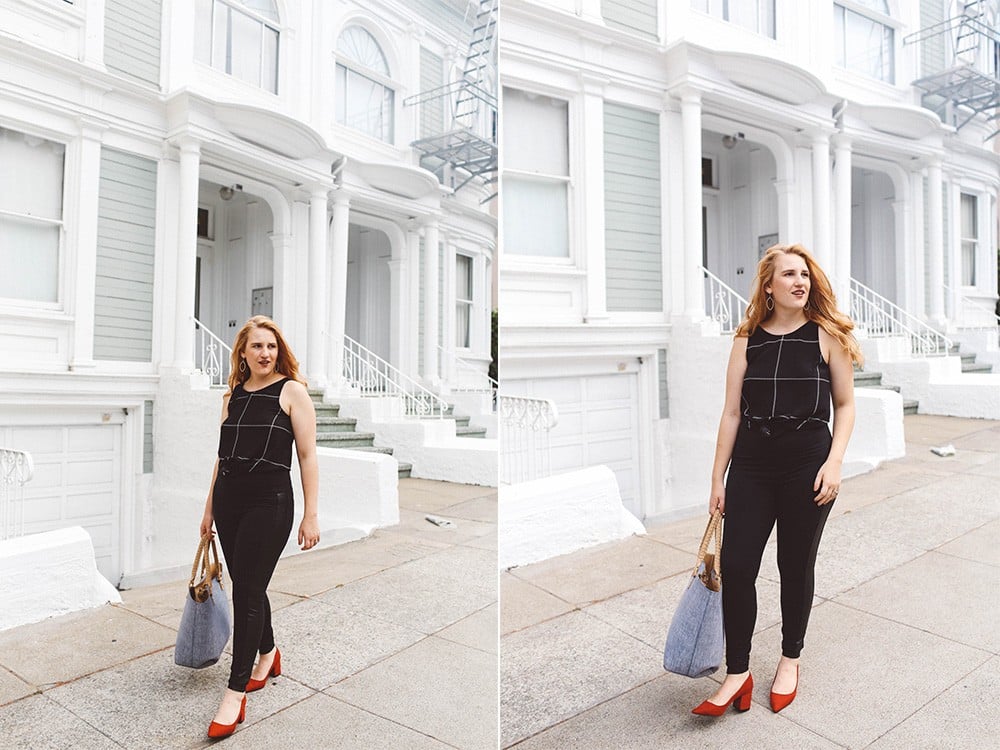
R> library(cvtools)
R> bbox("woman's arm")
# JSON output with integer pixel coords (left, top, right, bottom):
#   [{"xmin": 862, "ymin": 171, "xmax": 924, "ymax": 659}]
[
  {"xmin": 814, "ymin": 328, "xmax": 856, "ymax": 505},
  {"xmin": 286, "ymin": 381, "xmax": 320, "ymax": 550},
  {"xmin": 200, "ymin": 394, "xmax": 231, "ymax": 538},
  {"xmin": 709, "ymin": 335, "xmax": 749, "ymax": 515}
]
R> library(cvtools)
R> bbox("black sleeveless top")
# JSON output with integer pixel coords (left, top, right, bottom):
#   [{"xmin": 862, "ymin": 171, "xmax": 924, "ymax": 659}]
[
  {"xmin": 218, "ymin": 378, "xmax": 294, "ymax": 473},
  {"xmin": 741, "ymin": 320, "xmax": 830, "ymax": 433}
]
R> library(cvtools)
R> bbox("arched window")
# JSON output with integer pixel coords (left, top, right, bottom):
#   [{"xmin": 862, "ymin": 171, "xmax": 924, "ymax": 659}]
[
  {"xmin": 195, "ymin": 0, "xmax": 280, "ymax": 93},
  {"xmin": 834, "ymin": 1, "xmax": 894, "ymax": 83},
  {"xmin": 336, "ymin": 26, "xmax": 394, "ymax": 142}
]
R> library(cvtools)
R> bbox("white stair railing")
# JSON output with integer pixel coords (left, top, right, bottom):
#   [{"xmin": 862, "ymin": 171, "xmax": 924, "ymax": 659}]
[
  {"xmin": 850, "ymin": 278, "xmax": 953, "ymax": 356},
  {"xmin": 438, "ymin": 345, "xmax": 498, "ymax": 394},
  {"xmin": 341, "ymin": 335, "xmax": 447, "ymax": 418},
  {"xmin": 1, "ymin": 448, "xmax": 33, "ymax": 541},
  {"xmin": 702, "ymin": 267, "xmax": 748, "ymax": 334},
  {"xmin": 193, "ymin": 317, "xmax": 232, "ymax": 387},
  {"xmin": 499, "ymin": 396, "xmax": 558, "ymax": 484}
]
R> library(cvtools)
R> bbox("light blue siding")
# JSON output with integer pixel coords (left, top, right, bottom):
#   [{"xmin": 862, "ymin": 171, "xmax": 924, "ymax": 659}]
[
  {"xmin": 602, "ymin": 0, "xmax": 658, "ymax": 40},
  {"xmin": 104, "ymin": 0, "xmax": 162, "ymax": 86},
  {"xmin": 604, "ymin": 102, "xmax": 662, "ymax": 312},
  {"xmin": 657, "ymin": 348, "xmax": 669, "ymax": 418},
  {"xmin": 919, "ymin": 0, "xmax": 946, "ymax": 77},
  {"xmin": 94, "ymin": 148, "xmax": 157, "ymax": 362},
  {"xmin": 143, "ymin": 400, "xmax": 154, "ymax": 473},
  {"xmin": 410, "ymin": 0, "xmax": 470, "ymax": 43},
  {"xmin": 421, "ymin": 47, "xmax": 445, "ymax": 138}
]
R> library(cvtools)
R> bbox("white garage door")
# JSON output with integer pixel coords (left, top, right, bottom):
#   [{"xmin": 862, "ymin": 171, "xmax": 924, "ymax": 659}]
[
  {"xmin": 520, "ymin": 373, "xmax": 641, "ymax": 517},
  {"xmin": 2, "ymin": 423, "xmax": 121, "ymax": 584}
]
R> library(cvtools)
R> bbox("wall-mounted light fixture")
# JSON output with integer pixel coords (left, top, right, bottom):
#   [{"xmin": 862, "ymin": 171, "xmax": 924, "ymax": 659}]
[{"xmin": 722, "ymin": 132, "xmax": 745, "ymax": 149}]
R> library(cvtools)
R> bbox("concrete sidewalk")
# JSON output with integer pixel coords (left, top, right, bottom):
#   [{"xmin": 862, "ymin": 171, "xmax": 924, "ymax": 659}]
[
  {"xmin": 501, "ymin": 414, "xmax": 1000, "ymax": 749},
  {"xmin": 0, "ymin": 479, "xmax": 497, "ymax": 750}
]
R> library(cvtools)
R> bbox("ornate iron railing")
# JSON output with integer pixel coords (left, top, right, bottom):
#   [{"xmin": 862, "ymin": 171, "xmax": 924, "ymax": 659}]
[
  {"xmin": 499, "ymin": 395, "xmax": 558, "ymax": 484},
  {"xmin": 850, "ymin": 278, "xmax": 953, "ymax": 356},
  {"xmin": 341, "ymin": 335, "xmax": 447, "ymax": 418},
  {"xmin": 193, "ymin": 317, "xmax": 232, "ymax": 387},
  {"xmin": 701, "ymin": 267, "xmax": 748, "ymax": 334},
  {"xmin": 1, "ymin": 448, "xmax": 33, "ymax": 541}
]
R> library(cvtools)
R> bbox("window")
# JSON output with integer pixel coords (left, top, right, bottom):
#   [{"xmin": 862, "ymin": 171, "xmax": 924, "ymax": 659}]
[
  {"xmin": 691, "ymin": 0, "xmax": 776, "ymax": 38},
  {"xmin": 834, "ymin": 1, "xmax": 894, "ymax": 83},
  {"xmin": 194, "ymin": 0, "xmax": 279, "ymax": 93},
  {"xmin": 336, "ymin": 27, "xmax": 394, "ymax": 142},
  {"xmin": 960, "ymin": 193, "xmax": 977, "ymax": 286},
  {"xmin": 502, "ymin": 88, "xmax": 569, "ymax": 257},
  {"xmin": 0, "ymin": 127, "xmax": 65, "ymax": 304},
  {"xmin": 456, "ymin": 254, "xmax": 473, "ymax": 348}
]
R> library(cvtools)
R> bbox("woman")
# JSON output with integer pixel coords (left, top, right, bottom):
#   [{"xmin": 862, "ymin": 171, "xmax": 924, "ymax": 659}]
[
  {"xmin": 692, "ymin": 244, "xmax": 861, "ymax": 717},
  {"xmin": 199, "ymin": 316, "xmax": 320, "ymax": 738}
]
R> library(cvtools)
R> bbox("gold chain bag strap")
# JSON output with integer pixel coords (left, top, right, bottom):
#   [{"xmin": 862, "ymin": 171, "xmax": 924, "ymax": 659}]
[
  {"xmin": 693, "ymin": 511, "xmax": 723, "ymax": 592},
  {"xmin": 188, "ymin": 534, "xmax": 225, "ymax": 603}
]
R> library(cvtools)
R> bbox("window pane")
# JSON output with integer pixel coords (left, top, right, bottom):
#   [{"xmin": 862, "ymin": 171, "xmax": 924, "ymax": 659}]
[
  {"xmin": 382, "ymin": 87, "xmax": 394, "ymax": 142},
  {"xmin": 456, "ymin": 255, "xmax": 473, "ymax": 299},
  {"xmin": 0, "ymin": 217, "xmax": 59, "ymax": 302},
  {"xmin": 336, "ymin": 64, "xmax": 347, "ymax": 124},
  {"xmin": 961, "ymin": 240, "xmax": 976, "ymax": 285},
  {"xmin": 262, "ymin": 26, "xmax": 278, "ymax": 93},
  {"xmin": 0, "ymin": 128, "xmax": 64, "ymax": 220},
  {"xmin": 502, "ymin": 176, "xmax": 569, "ymax": 257},
  {"xmin": 961, "ymin": 193, "xmax": 977, "ymax": 237},
  {"xmin": 455, "ymin": 302, "xmax": 470, "ymax": 348},
  {"xmin": 502, "ymin": 88, "xmax": 568, "ymax": 175},
  {"xmin": 337, "ymin": 27, "xmax": 390, "ymax": 75},
  {"xmin": 239, "ymin": 0, "xmax": 278, "ymax": 22},
  {"xmin": 194, "ymin": 0, "xmax": 212, "ymax": 64},
  {"xmin": 230, "ymin": 9, "xmax": 261, "ymax": 86},
  {"xmin": 834, "ymin": 6, "xmax": 845, "ymax": 67},
  {"xmin": 212, "ymin": 3, "xmax": 228, "ymax": 71}
]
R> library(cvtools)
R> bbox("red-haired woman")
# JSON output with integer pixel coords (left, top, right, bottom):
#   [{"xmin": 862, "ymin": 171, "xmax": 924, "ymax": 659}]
[
  {"xmin": 199, "ymin": 316, "xmax": 319, "ymax": 737},
  {"xmin": 692, "ymin": 245, "xmax": 862, "ymax": 717}
]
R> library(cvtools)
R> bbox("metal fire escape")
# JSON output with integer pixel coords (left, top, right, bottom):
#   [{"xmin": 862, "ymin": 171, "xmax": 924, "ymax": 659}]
[
  {"xmin": 904, "ymin": 0, "xmax": 1000, "ymax": 140},
  {"xmin": 403, "ymin": 0, "xmax": 498, "ymax": 198}
]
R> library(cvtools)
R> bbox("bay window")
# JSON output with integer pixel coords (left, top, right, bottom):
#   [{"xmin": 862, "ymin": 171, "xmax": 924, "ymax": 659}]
[
  {"xmin": 336, "ymin": 26, "xmax": 395, "ymax": 142},
  {"xmin": 834, "ymin": 1, "xmax": 895, "ymax": 83},
  {"xmin": 195, "ymin": 0, "xmax": 280, "ymax": 93}
]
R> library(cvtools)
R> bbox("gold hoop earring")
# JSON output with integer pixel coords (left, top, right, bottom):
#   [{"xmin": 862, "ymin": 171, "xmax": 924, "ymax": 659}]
[
  {"xmin": 765, "ymin": 295, "xmax": 774, "ymax": 312},
  {"xmin": 804, "ymin": 298, "xmax": 810, "ymax": 311},
  {"xmin": 239, "ymin": 359, "xmax": 247, "ymax": 374}
]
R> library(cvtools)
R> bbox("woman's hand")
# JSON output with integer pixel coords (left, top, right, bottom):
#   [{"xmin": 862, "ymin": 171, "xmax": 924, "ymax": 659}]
[
  {"xmin": 199, "ymin": 507, "xmax": 214, "ymax": 539},
  {"xmin": 813, "ymin": 459, "xmax": 842, "ymax": 505},
  {"xmin": 298, "ymin": 514, "xmax": 320, "ymax": 551},
  {"xmin": 709, "ymin": 479, "xmax": 726, "ymax": 516}
]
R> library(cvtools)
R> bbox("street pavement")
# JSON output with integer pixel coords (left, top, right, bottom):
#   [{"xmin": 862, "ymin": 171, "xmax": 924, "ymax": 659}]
[
  {"xmin": 0, "ymin": 478, "xmax": 498, "ymax": 750},
  {"xmin": 501, "ymin": 414, "xmax": 1000, "ymax": 749}
]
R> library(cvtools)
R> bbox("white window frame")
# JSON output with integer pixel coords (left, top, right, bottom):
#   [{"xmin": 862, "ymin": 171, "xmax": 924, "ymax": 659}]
[
  {"xmin": 0, "ymin": 126, "xmax": 66, "ymax": 310},
  {"xmin": 195, "ymin": 0, "xmax": 281, "ymax": 94},
  {"xmin": 501, "ymin": 86, "xmax": 574, "ymax": 265},
  {"xmin": 690, "ymin": 0, "xmax": 776, "ymax": 39},
  {"xmin": 959, "ymin": 191, "xmax": 979, "ymax": 287},
  {"xmin": 455, "ymin": 252, "xmax": 474, "ymax": 350},
  {"xmin": 335, "ymin": 26, "xmax": 396, "ymax": 144},
  {"xmin": 834, "ymin": 1, "xmax": 897, "ymax": 85}
]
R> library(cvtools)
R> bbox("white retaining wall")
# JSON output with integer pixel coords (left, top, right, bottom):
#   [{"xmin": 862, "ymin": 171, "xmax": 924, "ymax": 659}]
[
  {"xmin": 0, "ymin": 526, "xmax": 121, "ymax": 632},
  {"xmin": 500, "ymin": 465, "xmax": 645, "ymax": 569}
]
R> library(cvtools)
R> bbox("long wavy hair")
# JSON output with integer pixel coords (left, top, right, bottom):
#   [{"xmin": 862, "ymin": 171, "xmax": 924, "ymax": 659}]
[
  {"xmin": 736, "ymin": 244, "xmax": 863, "ymax": 365},
  {"xmin": 226, "ymin": 316, "xmax": 307, "ymax": 394}
]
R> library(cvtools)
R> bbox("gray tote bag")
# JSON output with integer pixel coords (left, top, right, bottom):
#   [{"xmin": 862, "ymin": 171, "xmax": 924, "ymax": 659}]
[
  {"xmin": 663, "ymin": 511, "xmax": 724, "ymax": 678},
  {"xmin": 175, "ymin": 534, "xmax": 231, "ymax": 669}
]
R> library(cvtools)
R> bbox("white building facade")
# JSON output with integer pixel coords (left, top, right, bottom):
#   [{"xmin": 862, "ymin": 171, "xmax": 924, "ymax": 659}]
[
  {"xmin": 0, "ymin": 0, "xmax": 496, "ymax": 586},
  {"xmin": 500, "ymin": 0, "xmax": 999, "ymax": 522}
]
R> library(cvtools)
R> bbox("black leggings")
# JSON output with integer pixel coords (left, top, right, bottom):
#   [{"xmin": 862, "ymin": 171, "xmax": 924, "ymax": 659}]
[
  {"xmin": 720, "ymin": 425, "xmax": 834, "ymax": 674},
  {"xmin": 212, "ymin": 468, "xmax": 293, "ymax": 692}
]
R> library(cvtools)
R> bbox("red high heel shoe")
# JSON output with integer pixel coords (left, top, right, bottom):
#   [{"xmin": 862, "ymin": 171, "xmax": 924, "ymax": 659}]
[
  {"xmin": 770, "ymin": 664, "xmax": 799, "ymax": 713},
  {"xmin": 245, "ymin": 648, "xmax": 281, "ymax": 692},
  {"xmin": 691, "ymin": 673, "xmax": 754, "ymax": 716},
  {"xmin": 207, "ymin": 694, "xmax": 246, "ymax": 739}
]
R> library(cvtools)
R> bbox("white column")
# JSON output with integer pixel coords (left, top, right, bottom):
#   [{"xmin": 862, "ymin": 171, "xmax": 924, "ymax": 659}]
[
  {"xmin": 681, "ymin": 91, "xmax": 704, "ymax": 318},
  {"xmin": 909, "ymin": 167, "xmax": 926, "ymax": 317},
  {"xmin": 422, "ymin": 219, "xmax": 440, "ymax": 382},
  {"xmin": 406, "ymin": 223, "xmax": 421, "ymax": 378},
  {"xmin": 441, "ymin": 233, "xmax": 455, "ymax": 384},
  {"xmin": 70, "ymin": 122, "xmax": 105, "ymax": 370},
  {"xmin": 661, "ymin": 94, "xmax": 681, "ymax": 315},
  {"xmin": 269, "ymin": 233, "xmax": 294, "ymax": 331},
  {"xmin": 388, "ymin": 257, "xmax": 404, "ymax": 368},
  {"xmin": 81, "ymin": 0, "xmax": 106, "ymax": 67},
  {"xmin": 927, "ymin": 158, "xmax": 945, "ymax": 324},
  {"xmin": 773, "ymin": 179, "xmax": 796, "ymax": 249},
  {"xmin": 811, "ymin": 132, "xmax": 832, "ymax": 271},
  {"xmin": 832, "ymin": 134, "xmax": 852, "ymax": 313},
  {"xmin": 306, "ymin": 186, "xmax": 329, "ymax": 385},
  {"xmin": 581, "ymin": 80, "xmax": 608, "ymax": 323},
  {"xmin": 946, "ymin": 176, "xmax": 962, "ymax": 324},
  {"xmin": 326, "ymin": 191, "xmax": 350, "ymax": 388},
  {"xmin": 578, "ymin": 0, "xmax": 604, "ymax": 23},
  {"xmin": 173, "ymin": 137, "xmax": 200, "ymax": 371}
]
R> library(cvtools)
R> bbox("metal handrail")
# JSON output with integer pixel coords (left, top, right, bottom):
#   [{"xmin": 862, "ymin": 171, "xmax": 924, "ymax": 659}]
[
  {"xmin": 850, "ymin": 278, "xmax": 953, "ymax": 356},
  {"xmin": 1, "ymin": 448, "xmax": 34, "ymax": 541},
  {"xmin": 701, "ymin": 266, "xmax": 749, "ymax": 334},
  {"xmin": 193, "ymin": 317, "xmax": 233, "ymax": 387},
  {"xmin": 499, "ymin": 395, "xmax": 558, "ymax": 485},
  {"xmin": 438, "ymin": 345, "xmax": 498, "ymax": 393},
  {"xmin": 943, "ymin": 283, "xmax": 1000, "ymax": 330},
  {"xmin": 340, "ymin": 335, "xmax": 447, "ymax": 418}
]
